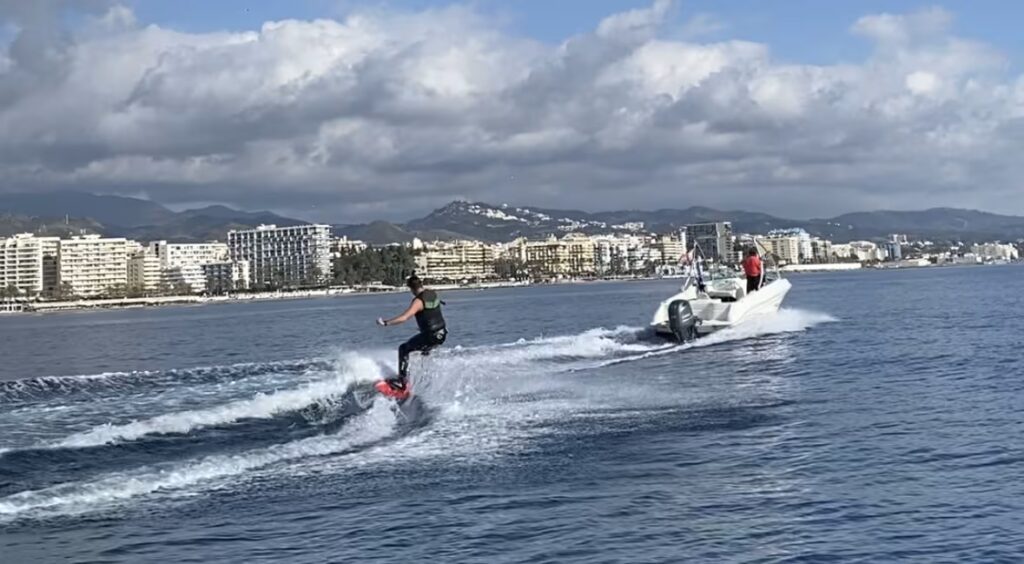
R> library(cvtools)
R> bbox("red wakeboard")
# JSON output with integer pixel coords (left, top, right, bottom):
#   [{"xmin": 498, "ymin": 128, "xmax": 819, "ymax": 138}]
[{"xmin": 374, "ymin": 380, "xmax": 411, "ymax": 401}]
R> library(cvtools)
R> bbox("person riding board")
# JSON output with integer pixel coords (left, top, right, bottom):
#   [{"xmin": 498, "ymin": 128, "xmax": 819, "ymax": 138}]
[{"xmin": 376, "ymin": 274, "xmax": 447, "ymax": 394}]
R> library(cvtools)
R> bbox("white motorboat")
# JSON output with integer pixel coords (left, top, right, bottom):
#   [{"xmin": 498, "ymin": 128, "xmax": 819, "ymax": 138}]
[{"xmin": 650, "ymin": 265, "xmax": 791, "ymax": 342}]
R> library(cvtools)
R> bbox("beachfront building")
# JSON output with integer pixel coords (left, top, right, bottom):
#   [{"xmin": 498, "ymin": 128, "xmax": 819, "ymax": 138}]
[
  {"xmin": 685, "ymin": 222, "xmax": 733, "ymax": 262},
  {"xmin": 654, "ymin": 233, "xmax": 686, "ymax": 266},
  {"xmin": 0, "ymin": 234, "xmax": 61, "ymax": 296},
  {"xmin": 509, "ymin": 233, "xmax": 596, "ymax": 279},
  {"xmin": 202, "ymin": 260, "xmax": 251, "ymax": 294},
  {"xmin": 415, "ymin": 240, "xmax": 498, "ymax": 282},
  {"xmin": 150, "ymin": 241, "xmax": 229, "ymax": 269},
  {"xmin": 810, "ymin": 238, "xmax": 834, "ymax": 263},
  {"xmin": 58, "ymin": 235, "xmax": 129, "ymax": 298},
  {"xmin": 127, "ymin": 251, "xmax": 162, "ymax": 293},
  {"xmin": 769, "ymin": 229, "xmax": 813, "ymax": 261},
  {"xmin": 972, "ymin": 243, "xmax": 1019, "ymax": 261},
  {"xmin": 848, "ymin": 241, "xmax": 886, "ymax": 262},
  {"xmin": 756, "ymin": 234, "xmax": 802, "ymax": 265},
  {"xmin": 228, "ymin": 224, "xmax": 332, "ymax": 289},
  {"xmin": 593, "ymin": 234, "xmax": 656, "ymax": 275},
  {"xmin": 127, "ymin": 241, "xmax": 236, "ymax": 294}
]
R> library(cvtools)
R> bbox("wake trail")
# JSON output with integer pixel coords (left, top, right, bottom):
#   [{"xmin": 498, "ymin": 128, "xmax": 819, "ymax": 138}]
[
  {"xmin": 0, "ymin": 402, "xmax": 397, "ymax": 522},
  {"xmin": 578, "ymin": 308, "xmax": 837, "ymax": 370},
  {"xmin": 2, "ymin": 356, "xmax": 386, "ymax": 454}
]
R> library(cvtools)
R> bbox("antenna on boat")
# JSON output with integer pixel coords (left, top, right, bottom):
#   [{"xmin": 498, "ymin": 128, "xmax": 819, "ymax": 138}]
[{"xmin": 693, "ymin": 242, "xmax": 707, "ymax": 293}]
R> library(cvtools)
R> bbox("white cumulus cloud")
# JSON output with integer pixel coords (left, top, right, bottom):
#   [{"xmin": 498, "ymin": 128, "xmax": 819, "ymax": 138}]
[{"xmin": 0, "ymin": 1, "xmax": 1022, "ymax": 222}]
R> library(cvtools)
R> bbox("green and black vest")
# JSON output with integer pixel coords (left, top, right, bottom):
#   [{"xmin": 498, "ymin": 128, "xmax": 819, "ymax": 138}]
[{"xmin": 414, "ymin": 289, "xmax": 446, "ymax": 334}]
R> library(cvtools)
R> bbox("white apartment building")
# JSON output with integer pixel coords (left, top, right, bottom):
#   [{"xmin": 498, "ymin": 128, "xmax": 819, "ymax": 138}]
[
  {"xmin": 757, "ymin": 235, "xmax": 802, "ymax": 265},
  {"xmin": 149, "ymin": 241, "xmax": 229, "ymax": 269},
  {"xmin": 593, "ymin": 235, "xmax": 654, "ymax": 274},
  {"xmin": 810, "ymin": 238, "xmax": 834, "ymax": 263},
  {"xmin": 507, "ymin": 233, "xmax": 597, "ymax": 278},
  {"xmin": 228, "ymin": 224, "xmax": 332, "ymax": 288},
  {"xmin": 0, "ymin": 234, "xmax": 61, "ymax": 296},
  {"xmin": 161, "ymin": 264, "xmax": 207, "ymax": 293},
  {"xmin": 654, "ymin": 233, "xmax": 686, "ymax": 265},
  {"xmin": 768, "ymin": 228, "xmax": 813, "ymax": 261},
  {"xmin": 127, "ymin": 251, "xmax": 162, "ymax": 293},
  {"xmin": 58, "ymin": 235, "xmax": 129, "ymax": 297},
  {"xmin": 972, "ymin": 243, "xmax": 1019, "ymax": 261},
  {"xmin": 848, "ymin": 241, "xmax": 886, "ymax": 262},
  {"xmin": 203, "ymin": 260, "xmax": 251, "ymax": 294},
  {"xmin": 415, "ymin": 240, "xmax": 498, "ymax": 281}
]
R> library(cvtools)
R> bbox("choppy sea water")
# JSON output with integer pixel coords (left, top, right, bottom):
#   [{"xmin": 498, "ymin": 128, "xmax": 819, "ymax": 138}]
[{"xmin": 1, "ymin": 267, "xmax": 1023, "ymax": 563}]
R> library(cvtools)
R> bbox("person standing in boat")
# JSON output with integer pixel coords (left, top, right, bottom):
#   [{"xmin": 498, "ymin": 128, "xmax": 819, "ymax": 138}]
[{"xmin": 742, "ymin": 248, "xmax": 763, "ymax": 294}]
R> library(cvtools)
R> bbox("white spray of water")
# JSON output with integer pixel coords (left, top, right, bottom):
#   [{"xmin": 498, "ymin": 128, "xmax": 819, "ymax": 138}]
[
  {"xmin": 29, "ymin": 355, "xmax": 385, "ymax": 450},
  {"xmin": 585, "ymin": 308, "xmax": 837, "ymax": 369},
  {"xmin": 0, "ymin": 310, "xmax": 836, "ymax": 521},
  {"xmin": 0, "ymin": 402, "xmax": 397, "ymax": 521}
]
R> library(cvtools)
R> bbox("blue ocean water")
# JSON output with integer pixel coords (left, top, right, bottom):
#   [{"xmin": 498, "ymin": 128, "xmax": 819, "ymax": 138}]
[{"xmin": 1, "ymin": 266, "xmax": 1023, "ymax": 563}]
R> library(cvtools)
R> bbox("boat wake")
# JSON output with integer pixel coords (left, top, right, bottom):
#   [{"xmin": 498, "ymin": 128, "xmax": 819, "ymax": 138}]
[{"xmin": 0, "ymin": 307, "xmax": 834, "ymax": 523}]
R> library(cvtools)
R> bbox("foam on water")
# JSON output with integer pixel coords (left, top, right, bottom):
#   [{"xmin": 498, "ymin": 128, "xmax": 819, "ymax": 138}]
[
  {"xmin": 0, "ymin": 311, "xmax": 833, "ymax": 523},
  {"xmin": 0, "ymin": 359, "xmax": 333, "ymax": 403},
  {"xmin": 584, "ymin": 308, "xmax": 836, "ymax": 369},
  {"xmin": 39, "ymin": 356, "xmax": 386, "ymax": 449},
  {"xmin": 0, "ymin": 402, "xmax": 397, "ymax": 521}
]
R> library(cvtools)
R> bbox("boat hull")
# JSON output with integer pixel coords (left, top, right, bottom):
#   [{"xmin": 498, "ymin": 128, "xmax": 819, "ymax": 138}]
[{"xmin": 652, "ymin": 278, "xmax": 791, "ymax": 339}]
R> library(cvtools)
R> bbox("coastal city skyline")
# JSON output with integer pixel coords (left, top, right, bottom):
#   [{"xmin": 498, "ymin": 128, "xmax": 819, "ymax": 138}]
[
  {"xmin": 3, "ymin": 1, "xmax": 1024, "ymax": 222},
  {"xmin": 5, "ymin": 3, "xmax": 1024, "ymax": 562}
]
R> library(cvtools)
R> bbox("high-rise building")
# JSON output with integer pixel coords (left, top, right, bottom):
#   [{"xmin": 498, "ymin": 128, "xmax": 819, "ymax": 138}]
[
  {"xmin": 228, "ymin": 224, "xmax": 332, "ymax": 288},
  {"xmin": 58, "ymin": 235, "xmax": 129, "ymax": 298},
  {"xmin": 0, "ymin": 234, "xmax": 61, "ymax": 296},
  {"xmin": 768, "ymin": 228, "xmax": 812, "ymax": 261},
  {"xmin": 654, "ymin": 233, "xmax": 686, "ymax": 265},
  {"xmin": 757, "ymin": 235, "xmax": 802, "ymax": 265},
  {"xmin": 885, "ymin": 241, "xmax": 903, "ymax": 261},
  {"xmin": 685, "ymin": 223, "xmax": 733, "ymax": 262},
  {"xmin": 810, "ymin": 238, "xmax": 834, "ymax": 263},
  {"xmin": 128, "ymin": 251, "xmax": 162, "ymax": 293}
]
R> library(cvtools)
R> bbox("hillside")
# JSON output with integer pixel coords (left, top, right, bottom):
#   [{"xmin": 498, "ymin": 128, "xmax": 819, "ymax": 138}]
[
  {"xmin": 338, "ymin": 201, "xmax": 1024, "ymax": 244},
  {"xmin": 0, "ymin": 192, "xmax": 307, "ymax": 242}
]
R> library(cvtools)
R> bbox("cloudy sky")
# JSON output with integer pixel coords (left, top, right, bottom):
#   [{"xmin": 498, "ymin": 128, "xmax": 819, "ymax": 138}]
[{"xmin": 1, "ymin": 0, "xmax": 1023, "ymax": 223}]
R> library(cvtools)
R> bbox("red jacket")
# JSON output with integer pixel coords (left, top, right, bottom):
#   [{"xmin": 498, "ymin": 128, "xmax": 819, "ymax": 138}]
[{"xmin": 742, "ymin": 255, "xmax": 762, "ymax": 277}]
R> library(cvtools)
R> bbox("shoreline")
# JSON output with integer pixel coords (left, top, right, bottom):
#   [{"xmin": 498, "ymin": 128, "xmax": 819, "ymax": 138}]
[{"xmin": 2, "ymin": 262, "xmax": 1017, "ymax": 316}]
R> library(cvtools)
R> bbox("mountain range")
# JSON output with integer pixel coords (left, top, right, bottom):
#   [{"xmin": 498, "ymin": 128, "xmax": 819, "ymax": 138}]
[
  {"xmin": 335, "ymin": 201, "xmax": 1024, "ymax": 244},
  {"xmin": 2, "ymin": 192, "xmax": 1024, "ymax": 244},
  {"xmin": 0, "ymin": 192, "xmax": 305, "ymax": 242}
]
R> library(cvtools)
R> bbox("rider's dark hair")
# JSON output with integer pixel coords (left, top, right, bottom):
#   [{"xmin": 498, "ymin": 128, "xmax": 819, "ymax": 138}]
[{"xmin": 406, "ymin": 273, "xmax": 423, "ymax": 291}]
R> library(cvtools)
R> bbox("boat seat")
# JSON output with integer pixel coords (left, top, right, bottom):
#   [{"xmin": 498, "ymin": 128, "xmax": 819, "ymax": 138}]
[{"xmin": 706, "ymin": 280, "xmax": 746, "ymax": 301}]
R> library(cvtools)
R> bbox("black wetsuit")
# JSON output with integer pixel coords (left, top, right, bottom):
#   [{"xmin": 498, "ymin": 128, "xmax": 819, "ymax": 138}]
[{"xmin": 397, "ymin": 290, "xmax": 447, "ymax": 381}]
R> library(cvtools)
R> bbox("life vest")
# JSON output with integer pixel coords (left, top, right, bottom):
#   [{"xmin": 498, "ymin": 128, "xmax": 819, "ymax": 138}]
[{"xmin": 414, "ymin": 289, "xmax": 446, "ymax": 334}]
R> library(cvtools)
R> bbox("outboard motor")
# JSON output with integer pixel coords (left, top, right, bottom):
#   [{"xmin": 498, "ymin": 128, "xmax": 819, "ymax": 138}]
[{"xmin": 668, "ymin": 299, "xmax": 699, "ymax": 343}]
